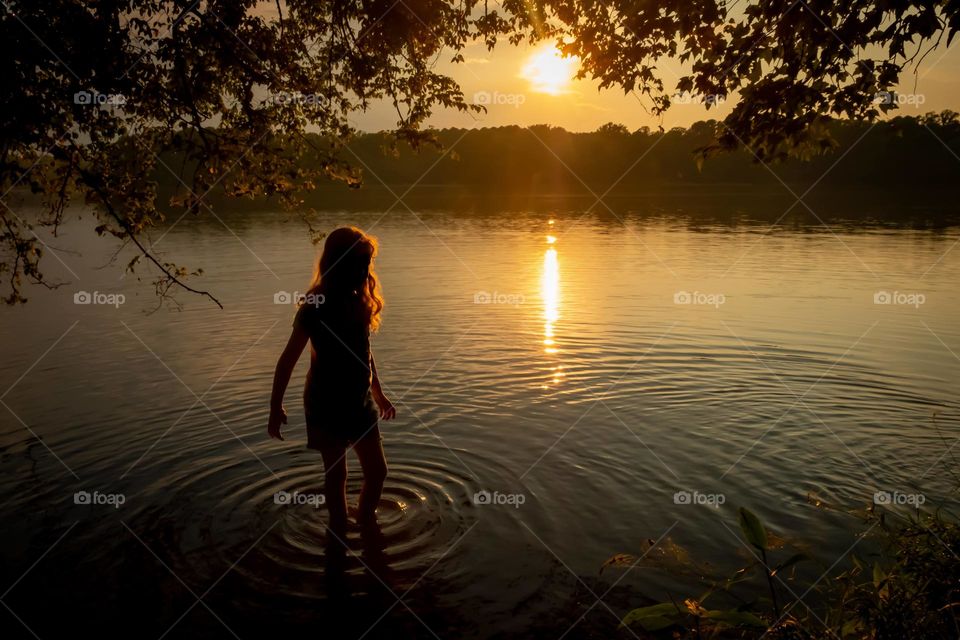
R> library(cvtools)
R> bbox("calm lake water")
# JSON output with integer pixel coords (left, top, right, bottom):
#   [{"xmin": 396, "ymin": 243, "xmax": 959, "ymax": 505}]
[{"xmin": 2, "ymin": 202, "xmax": 959, "ymax": 638}]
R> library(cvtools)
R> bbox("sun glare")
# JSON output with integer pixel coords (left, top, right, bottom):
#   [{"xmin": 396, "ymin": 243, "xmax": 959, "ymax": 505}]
[
  {"xmin": 542, "ymin": 243, "xmax": 559, "ymax": 355},
  {"xmin": 521, "ymin": 45, "xmax": 578, "ymax": 95}
]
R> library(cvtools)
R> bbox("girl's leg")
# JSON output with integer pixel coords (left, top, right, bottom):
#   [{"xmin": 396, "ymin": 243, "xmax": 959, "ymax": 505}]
[
  {"xmin": 353, "ymin": 428, "xmax": 388, "ymax": 522},
  {"xmin": 319, "ymin": 444, "xmax": 349, "ymax": 536}
]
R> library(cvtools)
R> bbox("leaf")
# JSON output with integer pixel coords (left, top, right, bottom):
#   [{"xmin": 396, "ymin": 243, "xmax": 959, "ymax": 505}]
[
  {"xmin": 765, "ymin": 531, "xmax": 788, "ymax": 551},
  {"xmin": 601, "ymin": 553, "xmax": 637, "ymax": 573},
  {"xmin": 625, "ymin": 615, "xmax": 675, "ymax": 631},
  {"xmin": 739, "ymin": 507, "xmax": 768, "ymax": 551},
  {"xmin": 872, "ymin": 561, "xmax": 891, "ymax": 602},
  {"xmin": 683, "ymin": 598, "xmax": 706, "ymax": 616},
  {"xmin": 851, "ymin": 553, "xmax": 864, "ymax": 571},
  {"xmin": 610, "ymin": 537, "xmax": 716, "ymax": 580},
  {"xmin": 841, "ymin": 618, "xmax": 862, "ymax": 636},
  {"xmin": 703, "ymin": 609, "xmax": 767, "ymax": 628},
  {"xmin": 621, "ymin": 603, "xmax": 681, "ymax": 631}
]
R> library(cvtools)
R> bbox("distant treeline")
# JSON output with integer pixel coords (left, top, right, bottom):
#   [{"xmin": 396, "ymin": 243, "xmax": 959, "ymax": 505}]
[
  {"xmin": 326, "ymin": 112, "xmax": 960, "ymax": 191},
  {"xmin": 148, "ymin": 112, "xmax": 960, "ymax": 221}
]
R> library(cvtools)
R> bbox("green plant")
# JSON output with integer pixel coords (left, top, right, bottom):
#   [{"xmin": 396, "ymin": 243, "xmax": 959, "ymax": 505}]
[
  {"xmin": 828, "ymin": 511, "xmax": 960, "ymax": 639},
  {"xmin": 611, "ymin": 508, "xmax": 807, "ymax": 638},
  {"xmin": 609, "ymin": 506, "xmax": 959, "ymax": 639}
]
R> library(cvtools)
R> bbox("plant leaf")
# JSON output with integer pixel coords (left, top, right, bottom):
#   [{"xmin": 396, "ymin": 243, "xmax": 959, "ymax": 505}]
[
  {"xmin": 600, "ymin": 553, "xmax": 637, "ymax": 573},
  {"xmin": 621, "ymin": 603, "xmax": 681, "ymax": 630},
  {"xmin": 739, "ymin": 507, "xmax": 768, "ymax": 550},
  {"xmin": 872, "ymin": 563, "xmax": 885, "ymax": 589}
]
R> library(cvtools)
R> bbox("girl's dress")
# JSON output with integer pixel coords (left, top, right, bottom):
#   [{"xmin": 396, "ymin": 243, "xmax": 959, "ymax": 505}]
[{"xmin": 293, "ymin": 294, "xmax": 379, "ymax": 449}]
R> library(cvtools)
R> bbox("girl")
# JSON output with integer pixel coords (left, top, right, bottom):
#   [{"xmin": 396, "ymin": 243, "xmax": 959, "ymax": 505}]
[{"xmin": 268, "ymin": 227, "xmax": 396, "ymax": 534}]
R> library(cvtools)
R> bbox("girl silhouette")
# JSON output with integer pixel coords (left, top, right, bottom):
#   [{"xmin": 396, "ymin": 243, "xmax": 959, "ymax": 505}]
[{"xmin": 268, "ymin": 227, "xmax": 396, "ymax": 534}]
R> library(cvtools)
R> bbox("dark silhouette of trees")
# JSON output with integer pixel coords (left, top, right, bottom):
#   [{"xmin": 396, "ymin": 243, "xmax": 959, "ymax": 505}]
[{"xmin": 272, "ymin": 112, "xmax": 956, "ymax": 192}]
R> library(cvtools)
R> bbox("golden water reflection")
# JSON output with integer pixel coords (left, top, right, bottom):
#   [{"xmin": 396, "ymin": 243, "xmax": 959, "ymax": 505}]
[{"xmin": 540, "ymin": 233, "xmax": 564, "ymax": 385}]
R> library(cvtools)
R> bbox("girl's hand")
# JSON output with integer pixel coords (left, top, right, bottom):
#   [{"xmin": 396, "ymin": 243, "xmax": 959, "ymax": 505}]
[
  {"xmin": 268, "ymin": 405, "xmax": 287, "ymax": 440},
  {"xmin": 372, "ymin": 386, "xmax": 397, "ymax": 420}
]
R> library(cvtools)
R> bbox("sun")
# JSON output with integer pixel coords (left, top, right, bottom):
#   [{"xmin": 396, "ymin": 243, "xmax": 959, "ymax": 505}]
[{"xmin": 520, "ymin": 45, "xmax": 578, "ymax": 95}]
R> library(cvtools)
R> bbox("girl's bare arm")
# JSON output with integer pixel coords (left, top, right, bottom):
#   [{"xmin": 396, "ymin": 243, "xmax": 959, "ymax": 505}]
[
  {"xmin": 370, "ymin": 352, "xmax": 397, "ymax": 420},
  {"xmin": 268, "ymin": 324, "xmax": 309, "ymax": 440}
]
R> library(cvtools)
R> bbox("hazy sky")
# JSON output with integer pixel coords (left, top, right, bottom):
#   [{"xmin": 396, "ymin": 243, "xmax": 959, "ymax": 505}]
[{"xmin": 352, "ymin": 38, "xmax": 960, "ymax": 133}]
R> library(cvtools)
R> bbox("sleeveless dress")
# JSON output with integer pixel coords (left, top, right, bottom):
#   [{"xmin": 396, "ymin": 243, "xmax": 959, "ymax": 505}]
[{"xmin": 293, "ymin": 295, "xmax": 379, "ymax": 449}]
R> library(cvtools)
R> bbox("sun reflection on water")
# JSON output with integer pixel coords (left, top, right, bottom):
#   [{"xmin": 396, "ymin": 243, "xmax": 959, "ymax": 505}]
[{"xmin": 540, "ymin": 231, "xmax": 564, "ymax": 385}]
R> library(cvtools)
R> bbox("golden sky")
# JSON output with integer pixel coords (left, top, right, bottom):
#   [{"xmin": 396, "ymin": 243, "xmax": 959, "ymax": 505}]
[
  {"xmin": 245, "ymin": 1, "xmax": 960, "ymax": 133},
  {"xmin": 354, "ymin": 38, "xmax": 960, "ymax": 133}
]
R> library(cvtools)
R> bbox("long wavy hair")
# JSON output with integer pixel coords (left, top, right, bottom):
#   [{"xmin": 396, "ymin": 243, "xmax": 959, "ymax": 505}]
[{"xmin": 308, "ymin": 227, "xmax": 384, "ymax": 331}]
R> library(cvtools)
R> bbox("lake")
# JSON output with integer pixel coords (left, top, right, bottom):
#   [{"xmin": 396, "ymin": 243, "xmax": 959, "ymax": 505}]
[{"xmin": 1, "ymin": 200, "xmax": 958, "ymax": 638}]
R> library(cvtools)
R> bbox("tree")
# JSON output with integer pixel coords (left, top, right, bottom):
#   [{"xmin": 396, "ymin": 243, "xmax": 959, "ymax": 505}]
[
  {"xmin": 2, "ymin": 0, "xmax": 957, "ymax": 305},
  {"xmin": 596, "ymin": 122, "xmax": 630, "ymax": 136}
]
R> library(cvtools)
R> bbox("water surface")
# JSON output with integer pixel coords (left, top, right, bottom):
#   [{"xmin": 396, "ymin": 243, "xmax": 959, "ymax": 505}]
[{"xmin": 1, "ymin": 205, "xmax": 958, "ymax": 638}]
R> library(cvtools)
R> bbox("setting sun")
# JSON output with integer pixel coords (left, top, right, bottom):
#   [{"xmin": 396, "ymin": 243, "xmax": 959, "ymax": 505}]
[{"xmin": 520, "ymin": 45, "xmax": 578, "ymax": 95}]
